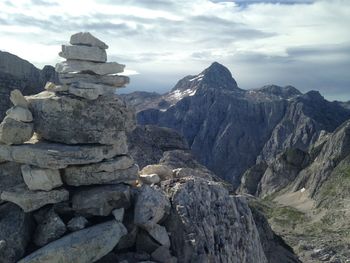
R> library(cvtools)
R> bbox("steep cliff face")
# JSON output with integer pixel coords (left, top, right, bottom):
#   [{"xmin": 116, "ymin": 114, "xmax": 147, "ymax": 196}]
[{"xmin": 0, "ymin": 51, "xmax": 58, "ymax": 120}]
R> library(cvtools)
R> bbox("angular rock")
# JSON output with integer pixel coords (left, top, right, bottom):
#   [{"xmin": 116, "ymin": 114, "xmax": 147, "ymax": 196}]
[
  {"xmin": 63, "ymin": 157, "xmax": 138, "ymax": 186},
  {"xmin": 140, "ymin": 165, "xmax": 173, "ymax": 181},
  {"xmin": 72, "ymin": 184, "xmax": 131, "ymax": 216},
  {"xmin": 18, "ymin": 221, "xmax": 127, "ymax": 263},
  {"xmin": 112, "ymin": 208, "xmax": 125, "ymax": 222},
  {"xmin": 68, "ymin": 82, "xmax": 117, "ymax": 100},
  {"xmin": 70, "ymin": 32, "xmax": 109, "ymax": 49},
  {"xmin": 1, "ymin": 184, "xmax": 69, "ymax": 212},
  {"xmin": 134, "ymin": 185, "xmax": 170, "ymax": 229},
  {"xmin": 140, "ymin": 173, "xmax": 160, "ymax": 185},
  {"xmin": 10, "ymin": 89, "xmax": 28, "ymax": 108},
  {"xmin": 116, "ymin": 223, "xmax": 138, "ymax": 250},
  {"xmin": 146, "ymin": 224, "xmax": 170, "ymax": 248},
  {"xmin": 59, "ymin": 73, "xmax": 129, "ymax": 87},
  {"xmin": 0, "ymin": 117, "xmax": 33, "ymax": 145},
  {"xmin": 59, "ymin": 45, "xmax": 107, "ymax": 62},
  {"xmin": 21, "ymin": 165, "xmax": 62, "ymax": 191},
  {"xmin": 56, "ymin": 61, "xmax": 124, "ymax": 75},
  {"xmin": 28, "ymin": 91, "xmax": 135, "ymax": 144},
  {"xmin": 6, "ymin": 106, "xmax": 33, "ymax": 122},
  {"xmin": 34, "ymin": 209, "xmax": 66, "ymax": 247},
  {"xmin": 0, "ymin": 138, "xmax": 125, "ymax": 169},
  {"xmin": 151, "ymin": 246, "xmax": 176, "ymax": 263},
  {"xmin": 0, "ymin": 203, "xmax": 33, "ymax": 263},
  {"xmin": 67, "ymin": 216, "xmax": 89, "ymax": 232}
]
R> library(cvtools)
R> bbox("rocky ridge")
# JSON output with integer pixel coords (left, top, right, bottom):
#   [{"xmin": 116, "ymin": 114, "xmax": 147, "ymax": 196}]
[{"xmin": 0, "ymin": 32, "xmax": 300, "ymax": 263}]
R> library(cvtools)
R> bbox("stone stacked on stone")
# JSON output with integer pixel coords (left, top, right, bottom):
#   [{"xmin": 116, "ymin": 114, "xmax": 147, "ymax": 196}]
[{"xmin": 0, "ymin": 90, "xmax": 34, "ymax": 145}]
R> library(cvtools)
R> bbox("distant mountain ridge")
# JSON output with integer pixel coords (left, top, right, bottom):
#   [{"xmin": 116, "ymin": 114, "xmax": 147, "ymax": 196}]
[
  {"xmin": 123, "ymin": 62, "xmax": 350, "ymax": 187},
  {"xmin": 0, "ymin": 51, "xmax": 58, "ymax": 120}
]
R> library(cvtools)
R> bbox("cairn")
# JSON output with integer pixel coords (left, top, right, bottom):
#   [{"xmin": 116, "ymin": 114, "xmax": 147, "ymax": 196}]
[{"xmin": 0, "ymin": 32, "xmax": 176, "ymax": 263}]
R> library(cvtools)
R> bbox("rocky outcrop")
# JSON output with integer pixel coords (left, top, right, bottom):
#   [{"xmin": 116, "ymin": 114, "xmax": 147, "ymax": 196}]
[
  {"xmin": 0, "ymin": 51, "xmax": 58, "ymax": 121},
  {"xmin": 162, "ymin": 177, "xmax": 268, "ymax": 263}
]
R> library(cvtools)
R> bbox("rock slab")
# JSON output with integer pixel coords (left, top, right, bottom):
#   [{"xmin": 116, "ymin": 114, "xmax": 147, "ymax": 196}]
[
  {"xmin": 59, "ymin": 45, "xmax": 107, "ymax": 62},
  {"xmin": 18, "ymin": 220, "xmax": 127, "ymax": 263}
]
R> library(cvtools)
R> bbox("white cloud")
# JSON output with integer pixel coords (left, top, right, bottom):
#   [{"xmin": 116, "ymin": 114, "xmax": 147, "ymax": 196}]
[{"xmin": 0, "ymin": 0, "xmax": 349, "ymax": 100}]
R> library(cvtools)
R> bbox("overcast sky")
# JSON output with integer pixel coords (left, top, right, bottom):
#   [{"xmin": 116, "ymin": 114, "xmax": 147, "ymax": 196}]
[{"xmin": 0, "ymin": 0, "xmax": 349, "ymax": 100}]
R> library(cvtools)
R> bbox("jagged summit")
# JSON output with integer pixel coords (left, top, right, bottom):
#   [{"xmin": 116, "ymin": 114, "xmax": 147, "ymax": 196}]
[{"xmin": 255, "ymin": 85, "xmax": 301, "ymax": 99}]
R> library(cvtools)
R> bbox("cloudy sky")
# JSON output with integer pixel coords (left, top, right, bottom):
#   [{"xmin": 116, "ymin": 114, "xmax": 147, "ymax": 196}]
[{"xmin": 0, "ymin": 0, "xmax": 349, "ymax": 100}]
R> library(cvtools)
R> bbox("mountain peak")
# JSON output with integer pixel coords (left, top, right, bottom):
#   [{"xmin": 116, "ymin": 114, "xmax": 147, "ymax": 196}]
[{"xmin": 200, "ymin": 62, "xmax": 239, "ymax": 91}]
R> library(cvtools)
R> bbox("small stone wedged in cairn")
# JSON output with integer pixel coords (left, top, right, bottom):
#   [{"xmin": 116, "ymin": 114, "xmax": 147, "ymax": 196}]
[
  {"xmin": 10, "ymin": 89, "xmax": 29, "ymax": 108},
  {"xmin": 59, "ymin": 45, "xmax": 107, "ymax": 62},
  {"xmin": 112, "ymin": 208, "xmax": 125, "ymax": 222},
  {"xmin": 0, "ymin": 137, "xmax": 126, "ymax": 169},
  {"xmin": 67, "ymin": 216, "xmax": 89, "ymax": 232},
  {"xmin": 18, "ymin": 221, "xmax": 127, "ymax": 263},
  {"xmin": 0, "ymin": 184, "xmax": 69, "ymax": 212},
  {"xmin": 44, "ymin": 82, "xmax": 69, "ymax": 92},
  {"xmin": 21, "ymin": 165, "xmax": 62, "ymax": 191}
]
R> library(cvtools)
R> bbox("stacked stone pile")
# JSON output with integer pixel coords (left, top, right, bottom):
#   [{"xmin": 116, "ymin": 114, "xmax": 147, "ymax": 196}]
[{"xmin": 0, "ymin": 32, "xmax": 175, "ymax": 263}]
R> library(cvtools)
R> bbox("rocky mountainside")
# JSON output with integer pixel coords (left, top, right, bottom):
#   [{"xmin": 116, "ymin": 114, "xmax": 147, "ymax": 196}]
[
  {"xmin": 126, "ymin": 62, "xmax": 350, "ymax": 187},
  {"xmin": 0, "ymin": 51, "xmax": 58, "ymax": 120}
]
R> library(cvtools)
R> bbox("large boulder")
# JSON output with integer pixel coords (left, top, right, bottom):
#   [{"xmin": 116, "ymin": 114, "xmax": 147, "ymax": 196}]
[
  {"xmin": 162, "ymin": 177, "xmax": 268, "ymax": 263},
  {"xmin": 18, "ymin": 220, "xmax": 127, "ymax": 263},
  {"xmin": 27, "ymin": 91, "xmax": 135, "ymax": 144},
  {"xmin": 0, "ymin": 137, "xmax": 126, "ymax": 169},
  {"xmin": 0, "ymin": 203, "xmax": 33, "ymax": 263}
]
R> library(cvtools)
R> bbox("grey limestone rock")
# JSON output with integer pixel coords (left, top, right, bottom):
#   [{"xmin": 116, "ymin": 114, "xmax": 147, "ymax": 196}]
[
  {"xmin": 28, "ymin": 91, "xmax": 135, "ymax": 144},
  {"xmin": 1, "ymin": 184, "xmax": 69, "ymax": 212},
  {"xmin": 18, "ymin": 220, "xmax": 127, "ymax": 263},
  {"xmin": 59, "ymin": 45, "xmax": 107, "ymax": 62},
  {"xmin": 21, "ymin": 165, "xmax": 62, "ymax": 191},
  {"xmin": 5, "ymin": 106, "xmax": 33, "ymax": 122},
  {"xmin": 59, "ymin": 72, "xmax": 129, "ymax": 87},
  {"xmin": 134, "ymin": 185, "xmax": 171, "ymax": 229},
  {"xmin": 0, "ymin": 138, "xmax": 125, "ymax": 169},
  {"xmin": 0, "ymin": 203, "xmax": 33, "ymax": 263},
  {"xmin": 0, "ymin": 162, "xmax": 23, "ymax": 203},
  {"xmin": 146, "ymin": 224, "xmax": 170, "ymax": 248},
  {"xmin": 33, "ymin": 209, "xmax": 66, "ymax": 247},
  {"xmin": 56, "ymin": 60, "xmax": 124, "ymax": 75},
  {"xmin": 68, "ymin": 81, "xmax": 117, "ymax": 100},
  {"xmin": 10, "ymin": 89, "xmax": 29, "ymax": 108},
  {"xmin": 162, "ymin": 177, "xmax": 268, "ymax": 263},
  {"xmin": 0, "ymin": 117, "xmax": 33, "ymax": 145},
  {"xmin": 70, "ymin": 32, "xmax": 109, "ymax": 49},
  {"xmin": 67, "ymin": 216, "xmax": 89, "ymax": 232},
  {"xmin": 63, "ymin": 156, "xmax": 138, "ymax": 186},
  {"xmin": 72, "ymin": 184, "xmax": 131, "ymax": 216}
]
